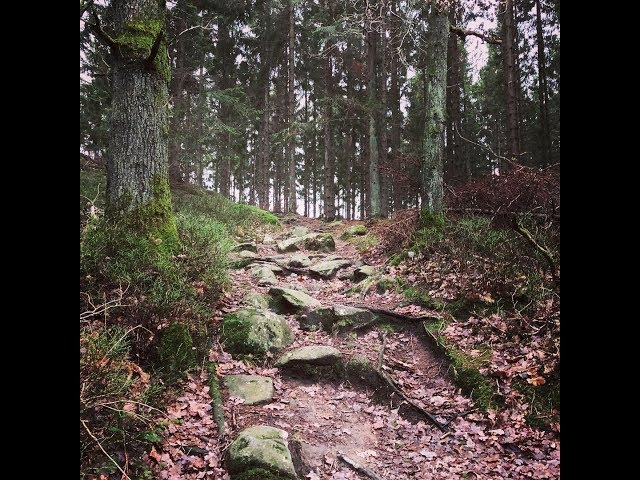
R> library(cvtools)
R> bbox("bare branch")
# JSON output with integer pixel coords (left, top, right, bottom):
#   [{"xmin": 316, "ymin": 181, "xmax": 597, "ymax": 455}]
[
  {"xmin": 450, "ymin": 25, "xmax": 502, "ymax": 45},
  {"xmin": 86, "ymin": 9, "xmax": 117, "ymax": 49},
  {"xmin": 81, "ymin": 419, "xmax": 131, "ymax": 480}
]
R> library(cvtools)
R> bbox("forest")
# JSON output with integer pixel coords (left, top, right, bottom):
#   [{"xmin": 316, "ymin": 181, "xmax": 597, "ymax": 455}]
[{"xmin": 80, "ymin": 0, "xmax": 560, "ymax": 479}]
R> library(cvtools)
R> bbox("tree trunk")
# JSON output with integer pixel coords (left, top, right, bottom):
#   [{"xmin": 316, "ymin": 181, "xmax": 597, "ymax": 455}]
[
  {"xmin": 287, "ymin": 0, "xmax": 297, "ymax": 213},
  {"xmin": 323, "ymin": 0, "xmax": 336, "ymax": 221},
  {"xmin": 535, "ymin": 0, "xmax": 551, "ymax": 167},
  {"xmin": 218, "ymin": 15, "xmax": 234, "ymax": 197},
  {"xmin": 106, "ymin": 0, "xmax": 177, "ymax": 244},
  {"xmin": 421, "ymin": 2, "xmax": 448, "ymax": 214},
  {"xmin": 501, "ymin": 0, "xmax": 520, "ymax": 165},
  {"xmin": 390, "ymin": 0, "xmax": 402, "ymax": 212},
  {"xmin": 367, "ymin": 24, "xmax": 381, "ymax": 218},
  {"xmin": 379, "ymin": 3, "xmax": 389, "ymax": 217}
]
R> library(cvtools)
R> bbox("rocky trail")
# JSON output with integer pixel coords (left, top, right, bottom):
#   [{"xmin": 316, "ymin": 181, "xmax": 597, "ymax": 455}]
[{"xmin": 153, "ymin": 217, "xmax": 560, "ymax": 479}]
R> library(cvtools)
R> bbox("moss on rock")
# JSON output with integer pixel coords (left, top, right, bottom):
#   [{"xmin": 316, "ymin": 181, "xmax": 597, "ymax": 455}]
[
  {"xmin": 221, "ymin": 309, "xmax": 293, "ymax": 357},
  {"xmin": 157, "ymin": 322, "xmax": 197, "ymax": 381}
]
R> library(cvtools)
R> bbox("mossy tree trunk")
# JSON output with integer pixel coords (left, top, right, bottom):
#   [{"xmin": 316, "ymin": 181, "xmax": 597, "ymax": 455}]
[
  {"xmin": 421, "ymin": 1, "xmax": 448, "ymax": 214},
  {"xmin": 367, "ymin": 15, "xmax": 381, "ymax": 219},
  {"xmin": 105, "ymin": 0, "xmax": 177, "ymax": 245}
]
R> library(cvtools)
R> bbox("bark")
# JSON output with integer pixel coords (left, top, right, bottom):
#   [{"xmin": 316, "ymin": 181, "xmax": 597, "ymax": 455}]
[
  {"xmin": 535, "ymin": 0, "xmax": 551, "ymax": 167},
  {"xmin": 218, "ymin": 15, "xmax": 234, "ymax": 197},
  {"xmin": 287, "ymin": 0, "xmax": 297, "ymax": 213},
  {"xmin": 105, "ymin": 0, "xmax": 176, "ymax": 242},
  {"xmin": 390, "ymin": 0, "xmax": 402, "ymax": 212},
  {"xmin": 323, "ymin": 0, "xmax": 336, "ymax": 221},
  {"xmin": 379, "ymin": 3, "xmax": 389, "ymax": 217},
  {"xmin": 421, "ymin": 2, "xmax": 448, "ymax": 214},
  {"xmin": 367, "ymin": 24, "xmax": 381, "ymax": 218},
  {"xmin": 501, "ymin": 0, "xmax": 520, "ymax": 165}
]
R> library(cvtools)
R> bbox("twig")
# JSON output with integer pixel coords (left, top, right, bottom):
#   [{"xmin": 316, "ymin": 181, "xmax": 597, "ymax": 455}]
[
  {"xmin": 81, "ymin": 419, "xmax": 131, "ymax": 480},
  {"xmin": 337, "ymin": 453, "xmax": 387, "ymax": 480},
  {"xmin": 377, "ymin": 332, "xmax": 388, "ymax": 371},
  {"xmin": 512, "ymin": 217, "xmax": 560, "ymax": 289}
]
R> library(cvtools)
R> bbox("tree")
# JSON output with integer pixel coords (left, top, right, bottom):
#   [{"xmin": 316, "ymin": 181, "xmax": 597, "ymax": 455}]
[
  {"xmin": 501, "ymin": 0, "xmax": 521, "ymax": 165},
  {"xmin": 87, "ymin": 0, "xmax": 176, "ymax": 247},
  {"xmin": 422, "ymin": 1, "xmax": 448, "ymax": 214}
]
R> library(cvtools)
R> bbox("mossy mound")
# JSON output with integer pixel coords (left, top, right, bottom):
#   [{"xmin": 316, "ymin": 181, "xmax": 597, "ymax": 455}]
[
  {"xmin": 304, "ymin": 233, "xmax": 335, "ymax": 252},
  {"xmin": 221, "ymin": 308, "xmax": 293, "ymax": 357},
  {"xmin": 227, "ymin": 426, "xmax": 297, "ymax": 479},
  {"xmin": 157, "ymin": 322, "xmax": 197, "ymax": 381}
]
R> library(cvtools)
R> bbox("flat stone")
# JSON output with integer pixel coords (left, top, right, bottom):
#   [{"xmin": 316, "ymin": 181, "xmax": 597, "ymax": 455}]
[
  {"xmin": 247, "ymin": 262, "xmax": 284, "ymax": 275},
  {"xmin": 269, "ymin": 287, "xmax": 321, "ymax": 313},
  {"xmin": 309, "ymin": 259, "xmax": 352, "ymax": 278},
  {"xmin": 288, "ymin": 253, "xmax": 311, "ymax": 268},
  {"xmin": 224, "ymin": 375, "xmax": 274, "ymax": 405},
  {"xmin": 353, "ymin": 265, "xmax": 376, "ymax": 282},
  {"xmin": 228, "ymin": 426, "xmax": 296, "ymax": 479},
  {"xmin": 233, "ymin": 242, "xmax": 258, "ymax": 253},
  {"xmin": 299, "ymin": 305, "xmax": 377, "ymax": 332},
  {"xmin": 230, "ymin": 250, "xmax": 260, "ymax": 268},
  {"xmin": 276, "ymin": 346, "xmax": 342, "ymax": 367},
  {"xmin": 290, "ymin": 226, "xmax": 309, "ymax": 237},
  {"xmin": 250, "ymin": 265, "xmax": 278, "ymax": 286},
  {"xmin": 304, "ymin": 233, "xmax": 335, "ymax": 252},
  {"xmin": 243, "ymin": 292, "xmax": 270, "ymax": 310}
]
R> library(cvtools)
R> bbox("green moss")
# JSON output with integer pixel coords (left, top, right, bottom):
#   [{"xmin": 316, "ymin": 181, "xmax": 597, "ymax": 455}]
[
  {"xmin": 220, "ymin": 313, "xmax": 253, "ymax": 354},
  {"xmin": 513, "ymin": 376, "xmax": 560, "ymax": 429},
  {"xmin": 157, "ymin": 322, "xmax": 197, "ymax": 381},
  {"xmin": 423, "ymin": 320, "xmax": 497, "ymax": 410},
  {"xmin": 232, "ymin": 468, "xmax": 290, "ymax": 480},
  {"xmin": 207, "ymin": 362, "xmax": 225, "ymax": 436},
  {"xmin": 348, "ymin": 233, "xmax": 379, "ymax": 253}
]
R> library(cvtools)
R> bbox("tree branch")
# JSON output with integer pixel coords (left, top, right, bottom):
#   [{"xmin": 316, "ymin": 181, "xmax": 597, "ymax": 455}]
[
  {"xmin": 512, "ymin": 217, "xmax": 560, "ymax": 289},
  {"xmin": 146, "ymin": 30, "xmax": 164, "ymax": 66},
  {"xmin": 86, "ymin": 9, "xmax": 116, "ymax": 49},
  {"xmin": 450, "ymin": 25, "xmax": 502, "ymax": 45}
]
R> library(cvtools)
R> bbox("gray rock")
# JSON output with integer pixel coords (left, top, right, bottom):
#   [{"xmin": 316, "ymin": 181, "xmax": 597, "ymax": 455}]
[
  {"xmin": 269, "ymin": 287, "xmax": 321, "ymax": 313},
  {"xmin": 250, "ymin": 265, "xmax": 278, "ymax": 286},
  {"xmin": 341, "ymin": 224, "xmax": 367, "ymax": 239},
  {"xmin": 309, "ymin": 259, "xmax": 352, "ymax": 278},
  {"xmin": 353, "ymin": 265, "xmax": 376, "ymax": 282},
  {"xmin": 299, "ymin": 305, "xmax": 377, "ymax": 332},
  {"xmin": 247, "ymin": 262, "xmax": 284, "ymax": 275},
  {"xmin": 263, "ymin": 234, "xmax": 276, "ymax": 245},
  {"xmin": 221, "ymin": 308, "xmax": 293, "ymax": 357},
  {"xmin": 289, "ymin": 226, "xmax": 309, "ymax": 238},
  {"xmin": 224, "ymin": 375, "xmax": 274, "ymax": 405},
  {"xmin": 230, "ymin": 250, "xmax": 260, "ymax": 268},
  {"xmin": 244, "ymin": 292, "xmax": 270, "ymax": 310},
  {"xmin": 233, "ymin": 242, "xmax": 258, "ymax": 253},
  {"xmin": 228, "ymin": 426, "xmax": 297, "ymax": 479},
  {"xmin": 304, "ymin": 233, "xmax": 335, "ymax": 252},
  {"xmin": 288, "ymin": 254, "xmax": 311, "ymax": 268},
  {"xmin": 276, "ymin": 346, "xmax": 342, "ymax": 367}
]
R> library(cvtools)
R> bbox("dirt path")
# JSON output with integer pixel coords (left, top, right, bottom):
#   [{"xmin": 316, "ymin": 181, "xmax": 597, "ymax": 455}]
[{"xmin": 156, "ymin": 217, "xmax": 560, "ymax": 479}]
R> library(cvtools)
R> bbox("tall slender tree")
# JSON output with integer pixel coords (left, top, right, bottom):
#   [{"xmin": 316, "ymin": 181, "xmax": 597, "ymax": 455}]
[{"xmin": 422, "ymin": 1, "xmax": 448, "ymax": 213}]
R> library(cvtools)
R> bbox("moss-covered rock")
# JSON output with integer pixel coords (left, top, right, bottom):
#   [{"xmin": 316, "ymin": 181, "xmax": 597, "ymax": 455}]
[
  {"xmin": 275, "ymin": 346, "xmax": 342, "ymax": 368},
  {"xmin": 287, "ymin": 254, "xmax": 311, "ymax": 268},
  {"xmin": 221, "ymin": 309, "xmax": 293, "ymax": 357},
  {"xmin": 353, "ymin": 265, "xmax": 376, "ymax": 282},
  {"xmin": 230, "ymin": 250, "xmax": 260, "ymax": 269},
  {"xmin": 233, "ymin": 242, "xmax": 258, "ymax": 253},
  {"xmin": 309, "ymin": 259, "xmax": 352, "ymax": 279},
  {"xmin": 299, "ymin": 305, "xmax": 377, "ymax": 332},
  {"xmin": 228, "ymin": 426, "xmax": 297, "ymax": 479},
  {"xmin": 304, "ymin": 233, "xmax": 335, "ymax": 252},
  {"xmin": 244, "ymin": 292, "xmax": 270, "ymax": 310},
  {"xmin": 289, "ymin": 226, "xmax": 309, "ymax": 238},
  {"xmin": 340, "ymin": 224, "xmax": 367, "ymax": 239},
  {"xmin": 268, "ymin": 287, "xmax": 321, "ymax": 313},
  {"xmin": 250, "ymin": 266, "xmax": 278, "ymax": 286},
  {"xmin": 157, "ymin": 322, "xmax": 197, "ymax": 381},
  {"xmin": 225, "ymin": 375, "xmax": 274, "ymax": 405}
]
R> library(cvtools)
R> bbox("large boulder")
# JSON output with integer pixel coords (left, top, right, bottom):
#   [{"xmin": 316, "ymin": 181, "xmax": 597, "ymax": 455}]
[
  {"xmin": 299, "ymin": 305, "xmax": 377, "ymax": 332},
  {"xmin": 269, "ymin": 287, "xmax": 321, "ymax": 313},
  {"xmin": 225, "ymin": 375, "xmax": 274, "ymax": 405},
  {"xmin": 221, "ymin": 308, "xmax": 293, "ymax": 357},
  {"xmin": 228, "ymin": 426, "xmax": 297, "ymax": 479},
  {"xmin": 275, "ymin": 346, "xmax": 342, "ymax": 368},
  {"xmin": 309, "ymin": 259, "xmax": 352, "ymax": 279},
  {"xmin": 304, "ymin": 233, "xmax": 335, "ymax": 252}
]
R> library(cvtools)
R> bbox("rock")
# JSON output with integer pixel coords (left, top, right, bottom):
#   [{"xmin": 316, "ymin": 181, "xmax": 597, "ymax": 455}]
[
  {"xmin": 276, "ymin": 235, "xmax": 309, "ymax": 253},
  {"xmin": 221, "ymin": 308, "xmax": 293, "ymax": 357},
  {"xmin": 275, "ymin": 346, "xmax": 342, "ymax": 367},
  {"xmin": 228, "ymin": 426, "xmax": 297, "ymax": 479},
  {"xmin": 288, "ymin": 254, "xmax": 311, "ymax": 268},
  {"xmin": 263, "ymin": 234, "xmax": 276, "ymax": 245},
  {"xmin": 230, "ymin": 250, "xmax": 260, "ymax": 268},
  {"xmin": 289, "ymin": 226, "xmax": 309, "ymax": 238},
  {"xmin": 353, "ymin": 265, "xmax": 376, "ymax": 282},
  {"xmin": 244, "ymin": 292, "xmax": 270, "ymax": 310},
  {"xmin": 250, "ymin": 266, "xmax": 278, "ymax": 286},
  {"xmin": 247, "ymin": 262, "xmax": 284, "ymax": 275},
  {"xmin": 224, "ymin": 375, "xmax": 274, "ymax": 405},
  {"xmin": 309, "ymin": 259, "xmax": 352, "ymax": 278},
  {"xmin": 304, "ymin": 233, "xmax": 335, "ymax": 252},
  {"xmin": 233, "ymin": 242, "xmax": 258, "ymax": 253},
  {"xmin": 269, "ymin": 287, "xmax": 321, "ymax": 313},
  {"xmin": 299, "ymin": 305, "xmax": 377, "ymax": 332},
  {"xmin": 341, "ymin": 224, "xmax": 367, "ymax": 239}
]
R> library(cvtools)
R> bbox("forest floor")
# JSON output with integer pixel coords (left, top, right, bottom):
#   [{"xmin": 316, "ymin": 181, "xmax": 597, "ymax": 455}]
[{"xmin": 151, "ymin": 215, "xmax": 560, "ymax": 480}]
